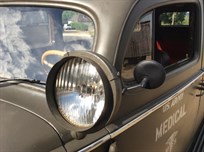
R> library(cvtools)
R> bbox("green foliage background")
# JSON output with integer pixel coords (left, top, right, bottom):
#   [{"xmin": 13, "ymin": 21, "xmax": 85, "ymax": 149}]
[
  {"xmin": 160, "ymin": 12, "xmax": 189, "ymax": 25},
  {"xmin": 70, "ymin": 22, "xmax": 88, "ymax": 31},
  {"xmin": 62, "ymin": 11, "xmax": 75, "ymax": 24},
  {"xmin": 62, "ymin": 11, "xmax": 90, "ymax": 31}
]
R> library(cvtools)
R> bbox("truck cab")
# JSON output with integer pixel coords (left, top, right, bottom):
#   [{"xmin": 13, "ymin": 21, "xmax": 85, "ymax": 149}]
[{"xmin": 0, "ymin": 0, "xmax": 203, "ymax": 151}]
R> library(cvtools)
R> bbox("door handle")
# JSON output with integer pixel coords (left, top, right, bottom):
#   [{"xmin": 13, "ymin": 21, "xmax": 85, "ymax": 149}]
[
  {"xmin": 196, "ymin": 92, "xmax": 204, "ymax": 97},
  {"xmin": 196, "ymin": 83, "xmax": 204, "ymax": 97},
  {"xmin": 199, "ymin": 83, "xmax": 204, "ymax": 86},
  {"xmin": 196, "ymin": 86, "xmax": 204, "ymax": 90}
]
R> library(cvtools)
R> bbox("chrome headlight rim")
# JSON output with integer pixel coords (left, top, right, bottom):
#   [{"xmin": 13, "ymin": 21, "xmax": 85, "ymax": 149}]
[{"xmin": 46, "ymin": 51, "xmax": 121, "ymax": 133}]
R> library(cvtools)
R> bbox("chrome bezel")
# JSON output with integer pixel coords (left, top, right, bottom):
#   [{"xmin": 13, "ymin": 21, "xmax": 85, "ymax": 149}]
[{"xmin": 46, "ymin": 51, "xmax": 122, "ymax": 133}]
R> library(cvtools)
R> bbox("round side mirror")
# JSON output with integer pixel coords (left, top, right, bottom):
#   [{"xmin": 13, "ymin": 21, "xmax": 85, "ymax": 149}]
[{"xmin": 134, "ymin": 60, "xmax": 166, "ymax": 89}]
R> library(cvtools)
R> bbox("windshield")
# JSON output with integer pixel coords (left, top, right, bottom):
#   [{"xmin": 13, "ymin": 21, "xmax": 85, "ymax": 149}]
[{"xmin": 0, "ymin": 7, "xmax": 95, "ymax": 82}]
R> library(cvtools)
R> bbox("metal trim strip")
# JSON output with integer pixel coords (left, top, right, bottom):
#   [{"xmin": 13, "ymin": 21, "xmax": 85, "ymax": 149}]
[{"xmin": 78, "ymin": 135, "xmax": 110, "ymax": 152}]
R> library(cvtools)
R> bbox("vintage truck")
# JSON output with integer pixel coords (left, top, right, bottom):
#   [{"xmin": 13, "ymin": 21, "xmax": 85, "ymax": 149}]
[{"xmin": 0, "ymin": 0, "xmax": 203, "ymax": 151}]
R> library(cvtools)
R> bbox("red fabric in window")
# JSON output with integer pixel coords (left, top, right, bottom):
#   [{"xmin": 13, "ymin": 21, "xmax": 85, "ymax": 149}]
[
  {"xmin": 158, "ymin": 40, "xmax": 188, "ymax": 62},
  {"xmin": 156, "ymin": 27, "xmax": 190, "ymax": 63},
  {"xmin": 156, "ymin": 41, "xmax": 163, "ymax": 51}
]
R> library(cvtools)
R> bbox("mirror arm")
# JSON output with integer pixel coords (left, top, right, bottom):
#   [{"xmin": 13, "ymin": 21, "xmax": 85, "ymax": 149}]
[
  {"xmin": 140, "ymin": 77, "xmax": 148, "ymax": 88},
  {"xmin": 122, "ymin": 77, "xmax": 148, "ymax": 94}
]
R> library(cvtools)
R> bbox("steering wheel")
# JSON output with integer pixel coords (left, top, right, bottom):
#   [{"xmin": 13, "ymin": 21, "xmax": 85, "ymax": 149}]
[{"xmin": 41, "ymin": 50, "xmax": 66, "ymax": 68}]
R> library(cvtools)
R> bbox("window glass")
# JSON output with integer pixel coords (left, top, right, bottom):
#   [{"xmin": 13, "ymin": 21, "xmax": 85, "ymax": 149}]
[
  {"xmin": 155, "ymin": 8, "xmax": 194, "ymax": 67},
  {"xmin": 0, "ymin": 7, "xmax": 95, "ymax": 82},
  {"xmin": 160, "ymin": 11, "xmax": 190, "ymax": 26},
  {"xmin": 122, "ymin": 13, "xmax": 152, "ymax": 81},
  {"xmin": 122, "ymin": 4, "xmax": 196, "ymax": 82}
]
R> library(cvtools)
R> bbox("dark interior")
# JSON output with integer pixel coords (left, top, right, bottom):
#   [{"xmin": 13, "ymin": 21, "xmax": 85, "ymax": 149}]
[{"xmin": 154, "ymin": 4, "xmax": 195, "ymax": 67}]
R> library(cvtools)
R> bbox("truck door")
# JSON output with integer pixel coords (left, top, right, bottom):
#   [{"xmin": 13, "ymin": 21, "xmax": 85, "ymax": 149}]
[
  {"xmin": 194, "ymin": 0, "xmax": 204, "ymax": 144},
  {"xmin": 112, "ymin": 1, "xmax": 203, "ymax": 151},
  {"xmin": 199, "ymin": 0, "xmax": 204, "ymax": 124}
]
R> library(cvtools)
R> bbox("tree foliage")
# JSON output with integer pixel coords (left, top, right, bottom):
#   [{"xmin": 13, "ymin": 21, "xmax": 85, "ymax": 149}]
[
  {"xmin": 70, "ymin": 22, "xmax": 88, "ymax": 31},
  {"xmin": 62, "ymin": 11, "xmax": 75, "ymax": 24},
  {"xmin": 160, "ymin": 12, "xmax": 188, "ymax": 25}
]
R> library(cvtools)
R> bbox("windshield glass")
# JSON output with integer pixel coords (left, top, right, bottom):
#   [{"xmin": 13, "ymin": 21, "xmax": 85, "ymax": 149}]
[{"xmin": 0, "ymin": 7, "xmax": 95, "ymax": 82}]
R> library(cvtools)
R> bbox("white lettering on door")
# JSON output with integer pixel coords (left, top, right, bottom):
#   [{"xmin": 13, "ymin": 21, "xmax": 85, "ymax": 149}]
[
  {"xmin": 162, "ymin": 93, "xmax": 184, "ymax": 113},
  {"xmin": 155, "ymin": 104, "xmax": 186, "ymax": 142}
]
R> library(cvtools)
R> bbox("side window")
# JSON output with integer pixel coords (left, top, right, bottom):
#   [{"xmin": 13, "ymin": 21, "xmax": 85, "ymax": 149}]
[
  {"xmin": 155, "ymin": 7, "xmax": 194, "ymax": 67},
  {"xmin": 122, "ymin": 12, "xmax": 152, "ymax": 81},
  {"xmin": 122, "ymin": 4, "xmax": 196, "ymax": 82}
]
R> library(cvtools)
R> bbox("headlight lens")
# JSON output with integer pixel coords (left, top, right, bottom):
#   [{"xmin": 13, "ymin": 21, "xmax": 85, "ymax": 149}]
[{"xmin": 55, "ymin": 58, "xmax": 105, "ymax": 129}]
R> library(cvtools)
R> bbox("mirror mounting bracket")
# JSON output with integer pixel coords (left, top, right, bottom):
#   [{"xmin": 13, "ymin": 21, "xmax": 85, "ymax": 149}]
[
  {"xmin": 122, "ymin": 77, "xmax": 148, "ymax": 94},
  {"xmin": 122, "ymin": 60, "xmax": 166, "ymax": 94}
]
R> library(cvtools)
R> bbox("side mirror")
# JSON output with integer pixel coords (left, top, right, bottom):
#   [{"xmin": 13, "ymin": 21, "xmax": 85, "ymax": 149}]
[
  {"xmin": 134, "ymin": 60, "xmax": 166, "ymax": 89},
  {"xmin": 123, "ymin": 60, "xmax": 165, "ymax": 93}
]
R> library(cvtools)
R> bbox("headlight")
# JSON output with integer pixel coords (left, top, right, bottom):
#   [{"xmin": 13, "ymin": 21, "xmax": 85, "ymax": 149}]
[
  {"xmin": 56, "ymin": 58, "xmax": 105, "ymax": 129},
  {"xmin": 46, "ymin": 51, "xmax": 122, "ymax": 133}
]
